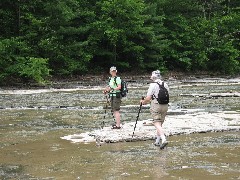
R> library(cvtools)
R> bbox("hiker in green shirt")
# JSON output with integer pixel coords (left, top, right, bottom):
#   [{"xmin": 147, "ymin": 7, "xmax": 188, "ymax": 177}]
[{"xmin": 104, "ymin": 66, "xmax": 122, "ymax": 129}]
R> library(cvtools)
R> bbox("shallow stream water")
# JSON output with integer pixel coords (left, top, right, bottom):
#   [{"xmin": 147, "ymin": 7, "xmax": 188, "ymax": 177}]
[{"xmin": 0, "ymin": 77, "xmax": 239, "ymax": 179}]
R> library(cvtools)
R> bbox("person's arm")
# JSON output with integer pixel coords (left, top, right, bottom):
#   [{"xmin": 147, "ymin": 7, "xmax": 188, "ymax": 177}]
[
  {"xmin": 103, "ymin": 86, "xmax": 111, "ymax": 94},
  {"xmin": 140, "ymin": 95, "xmax": 151, "ymax": 105},
  {"xmin": 140, "ymin": 83, "xmax": 154, "ymax": 104},
  {"xmin": 103, "ymin": 78, "xmax": 111, "ymax": 94},
  {"xmin": 114, "ymin": 84, "xmax": 121, "ymax": 91}
]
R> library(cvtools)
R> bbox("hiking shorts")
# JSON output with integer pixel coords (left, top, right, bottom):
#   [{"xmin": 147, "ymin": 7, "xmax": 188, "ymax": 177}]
[
  {"xmin": 150, "ymin": 100, "xmax": 168, "ymax": 123},
  {"xmin": 110, "ymin": 96, "xmax": 121, "ymax": 111}
]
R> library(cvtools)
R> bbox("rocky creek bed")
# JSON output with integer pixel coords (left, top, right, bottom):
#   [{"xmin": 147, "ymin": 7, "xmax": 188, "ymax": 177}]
[
  {"xmin": 0, "ymin": 75, "xmax": 239, "ymax": 179},
  {"xmin": 62, "ymin": 109, "xmax": 240, "ymax": 144},
  {"xmin": 59, "ymin": 76, "xmax": 240, "ymax": 144}
]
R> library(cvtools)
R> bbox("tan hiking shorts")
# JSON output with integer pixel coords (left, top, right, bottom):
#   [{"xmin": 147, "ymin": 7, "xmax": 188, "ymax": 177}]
[
  {"xmin": 150, "ymin": 100, "xmax": 168, "ymax": 123},
  {"xmin": 110, "ymin": 96, "xmax": 121, "ymax": 111}
]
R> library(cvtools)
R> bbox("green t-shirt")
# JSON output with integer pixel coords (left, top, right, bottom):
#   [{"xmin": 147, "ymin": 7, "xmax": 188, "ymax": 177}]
[{"xmin": 108, "ymin": 76, "xmax": 121, "ymax": 96}]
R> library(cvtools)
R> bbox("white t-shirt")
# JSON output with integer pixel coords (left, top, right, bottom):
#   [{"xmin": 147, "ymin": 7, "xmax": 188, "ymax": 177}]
[{"xmin": 147, "ymin": 79, "xmax": 169, "ymax": 101}]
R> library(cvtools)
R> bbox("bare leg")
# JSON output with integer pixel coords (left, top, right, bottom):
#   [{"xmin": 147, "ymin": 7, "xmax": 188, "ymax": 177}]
[
  {"xmin": 154, "ymin": 121, "xmax": 166, "ymax": 143},
  {"xmin": 154, "ymin": 121, "xmax": 168, "ymax": 149},
  {"xmin": 154, "ymin": 121, "xmax": 164, "ymax": 136},
  {"xmin": 114, "ymin": 111, "xmax": 121, "ymax": 127}
]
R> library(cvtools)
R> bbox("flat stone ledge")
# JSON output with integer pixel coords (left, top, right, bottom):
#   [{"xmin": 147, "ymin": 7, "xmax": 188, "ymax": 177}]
[
  {"xmin": 61, "ymin": 111, "xmax": 240, "ymax": 144},
  {"xmin": 180, "ymin": 92, "xmax": 240, "ymax": 98}
]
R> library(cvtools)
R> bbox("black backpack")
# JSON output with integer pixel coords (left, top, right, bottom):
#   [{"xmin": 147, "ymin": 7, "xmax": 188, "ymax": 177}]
[
  {"xmin": 109, "ymin": 76, "xmax": 128, "ymax": 97},
  {"xmin": 153, "ymin": 82, "xmax": 169, "ymax": 104}
]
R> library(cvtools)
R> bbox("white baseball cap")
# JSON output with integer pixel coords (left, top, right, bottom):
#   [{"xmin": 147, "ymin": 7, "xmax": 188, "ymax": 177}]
[
  {"xmin": 150, "ymin": 70, "xmax": 161, "ymax": 80},
  {"xmin": 110, "ymin": 66, "xmax": 117, "ymax": 72}
]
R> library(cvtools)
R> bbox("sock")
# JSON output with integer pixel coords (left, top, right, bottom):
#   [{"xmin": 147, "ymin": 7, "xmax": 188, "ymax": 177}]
[
  {"xmin": 155, "ymin": 135, "xmax": 161, "ymax": 143},
  {"xmin": 161, "ymin": 135, "xmax": 166, "ymax": 143}
]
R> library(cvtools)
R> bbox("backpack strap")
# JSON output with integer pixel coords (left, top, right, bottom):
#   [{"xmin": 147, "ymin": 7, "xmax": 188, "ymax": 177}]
[
  {"xmin": 152, "ymin": 82, "xmax": 159, "ymax": 100},
  {"xmin": 155, "ymin": 82, "xmax": 165, "ymax": 88},
  {"xmin": 108, "ymin": 76, "xmax": 118, "ymax": 85},
  {"xmin": 114, "ymin": 76, "xmax": 117, "ymax": 86}
]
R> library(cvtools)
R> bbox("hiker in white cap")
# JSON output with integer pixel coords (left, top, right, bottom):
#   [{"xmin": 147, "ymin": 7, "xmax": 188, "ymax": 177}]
[
  {"xmin": 104, "ymin": 66, "xmax": 122, "ymax": 129},
  {"xmin": 140, "ymin": 70, "xmax": 169, "ymax": 149}
]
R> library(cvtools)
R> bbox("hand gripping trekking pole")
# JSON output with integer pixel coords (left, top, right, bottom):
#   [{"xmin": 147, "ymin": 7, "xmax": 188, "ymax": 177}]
[{"xmin": 132, "ymin": 97, "xmax": 145, "ymax": 138}]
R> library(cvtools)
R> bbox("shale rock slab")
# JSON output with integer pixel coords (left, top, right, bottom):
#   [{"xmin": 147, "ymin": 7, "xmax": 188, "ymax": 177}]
[{"xmin": 61, "ymin": 110, "xmax": 240, "ymax": 144}]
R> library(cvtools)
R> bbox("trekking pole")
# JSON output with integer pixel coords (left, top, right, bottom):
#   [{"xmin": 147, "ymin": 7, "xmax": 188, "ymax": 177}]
[
  {"xmin": 110, "ymin": 95, "xmax": 116, "ymax": 124},
  {"xmin": 103, "ymin": 94, "xmax": 109, "ymax": 120},
  {"xmin": 104, "ymin": 94, "xmax": 116, "ymax": 123},
  {"xmin": 100, "ymin": 94, "xmax": 109, "ymax": 129},
  {"xmin": 132, "ymin": 96, "xmax": 145, "ymax": 138}
]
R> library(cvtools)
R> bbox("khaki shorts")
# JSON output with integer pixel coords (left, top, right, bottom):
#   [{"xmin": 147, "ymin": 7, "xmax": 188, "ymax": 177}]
[
  {"xmin": 150, "ymin": 100, "xmax": 168, "ymax": 123},
  {"xmin": 110, "ymin": 96, "xmax": 121, "ymax": 111}
]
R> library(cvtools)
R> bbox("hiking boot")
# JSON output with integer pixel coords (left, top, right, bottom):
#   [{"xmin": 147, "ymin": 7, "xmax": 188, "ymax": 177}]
[
  {"xmin": 111, "ymin": 125, "xmax": 121, "ymax": 129},
  {"xmin": 153, "ymin": 142, "xmax": 161, "ymax": 146},
  {"xmin": 160, "ymin": 141, "xmax": 168, "ymax": 150}
]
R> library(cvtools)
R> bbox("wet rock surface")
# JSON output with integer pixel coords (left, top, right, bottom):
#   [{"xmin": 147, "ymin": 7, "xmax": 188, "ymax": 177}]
[
  {"xmin": 62, "ymin": 110, "xmax": 240, "ymax": 144},
  {"xmin": 0, "ymin": 75, "xmax": 240, "ymax": 179},
  {"xmin": 57, "ymin": 76, "xmax": 240, "ymax": 144}
]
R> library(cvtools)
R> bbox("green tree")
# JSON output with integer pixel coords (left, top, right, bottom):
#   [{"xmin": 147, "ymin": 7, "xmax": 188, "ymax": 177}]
[
  {"xmin": 39, "ymin": 0, "xmax": 95, "ymax": 75},
  {"xmin": 0, "ymin": 0, "xmax": 51, "ymax": 84},
  {"xmin": 91, "ymin": 0, "xmax": 149, "ymax": 71},
  {"xmin": 1, "ymin": 0, "xmax": 239, "ymax": 85}
]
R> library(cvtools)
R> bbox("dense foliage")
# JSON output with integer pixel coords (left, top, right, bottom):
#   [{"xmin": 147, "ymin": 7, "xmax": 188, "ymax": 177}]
[{"xmin": 0, "ymin": 0, "xmax": 239, "ymax": 84}]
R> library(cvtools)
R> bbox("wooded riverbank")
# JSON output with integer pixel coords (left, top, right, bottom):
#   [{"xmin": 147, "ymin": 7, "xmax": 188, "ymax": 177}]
[{"xmin": 1, "ymin": 0, "xmax": 239, "ymax": 85}]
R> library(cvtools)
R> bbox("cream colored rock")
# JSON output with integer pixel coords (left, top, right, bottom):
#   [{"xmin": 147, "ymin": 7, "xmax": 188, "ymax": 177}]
[{"xmin": 61, "ymin": 110, "xmax": 240, "ymax": 144}]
